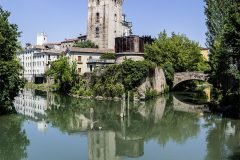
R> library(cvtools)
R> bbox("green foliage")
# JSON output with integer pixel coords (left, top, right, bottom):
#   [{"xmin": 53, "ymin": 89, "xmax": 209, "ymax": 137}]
[
  {"xmin": 100, "ymin": 52, "xmax": 116, "ymax": 59},
  {"xmin": 205, "ymin": 0, "xmax": 240, "ymax": 94},
  {"xmin": 70, "ymin": 78, "xmax": 93, "ymax": 96},
  {"xmin": 91, "ymin": 64, "xmax": 124, "ymax": 97},
  {"xmin": 145, "ymin": 31, "xmax": 209, "ymax": 86},
  {"xmin": 120, "ymin": 60, "xmax": 156, "ymax": 90},
  {"xmin": 90, "ymin": 60, "xmax": 155, "ymax": 97},
  {"xmin": 145, "ymin": 89, "xmax": 158, "ymax": 100},
  {"xmin": 0, "ymin": 7, "xmax": 24, "ymax": 114},
  {"xmin": 46, "ymin": 56, "xmax": 75, "ymax": 93},
  {"xmin": 145, "ymin": 31, "xmax": 208, "ymax": 72},
  {"xmin": 0, "ymin": 115, "xmax": 30, "ymax": 159},
  {"xmin": 73, "ymin": 40, "xmax": 98, "ymax": 48}
]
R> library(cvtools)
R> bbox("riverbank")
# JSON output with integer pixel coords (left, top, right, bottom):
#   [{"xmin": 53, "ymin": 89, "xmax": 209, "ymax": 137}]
[
  {"xmin": 25, "ymin": 83, "xmax": 54, "ymax": 92},
  {"xmin": 25, "ymin": 82, "xmax": 164, "ymax": 102}
]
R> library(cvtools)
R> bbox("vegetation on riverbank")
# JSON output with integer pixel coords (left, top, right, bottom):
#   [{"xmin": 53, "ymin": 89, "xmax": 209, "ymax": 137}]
[
  {"xmin": 45, "ymin": 31, "xmax": 210, "ymax": 101},
  {"xmin": 47, "ymin": 57, "xmax": 157, "ymax": 99},
  {"xmin": 0, "ymin": 7, "xmax": 24, "ymax": 114},
  {"xmin": 205, "ymin": 0, "xmax": 240, "ymax": 114},
  {"xmin": 25, "ymin": 83, "xmax": 56, "ymax": 92}
]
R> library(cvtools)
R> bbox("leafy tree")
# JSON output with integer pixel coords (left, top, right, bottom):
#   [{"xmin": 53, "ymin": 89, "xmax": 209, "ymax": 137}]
[
  {"xmin": 46, "ymin": 56, "xmax": 76, "ymax": 93},
  {"xmin": 205, "ymin": 0, "xmax": 240, "ymax": 94},
  {"xmin": 100, "ymin": 52, "xmax": 116, "ymax": 59},
  {"xmin": 120, "ymin": 60, "xmax": 156, "ymax": 90},
  {"xmin": 90, "ymin": 60, "xmax": 155, "ymax": 96},
  {"xmin": 145, "ymin": 31, "xmax": 209, "ymax": 85},
  {"xmin": 141, "ymin": 35, "xmax": 155, "ymax": 45},
  {"xmin": 73, "ymin": 40, "xmax": 98, "ymax": 48},
  {"xmin": 0, "ymin": 7, "xmax": 24, "ymax": 114}
]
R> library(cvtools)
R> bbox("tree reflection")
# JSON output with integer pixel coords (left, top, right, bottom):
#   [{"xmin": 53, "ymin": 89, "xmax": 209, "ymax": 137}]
[
  {"xmin": 204, "ymin": 117, "xmax": 240, "ymax": 160},
  {"xmin": 0, "ymin": 115, "xmax": 30, "ymax": 160},
  {"xmin": 46, "ymin": 93, "xmax": 201, "ymax": 147}
]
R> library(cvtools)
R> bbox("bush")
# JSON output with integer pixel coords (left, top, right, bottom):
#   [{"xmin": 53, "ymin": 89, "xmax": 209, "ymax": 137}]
[
  {"xmin": 100, "ymin": 53, "xmax": 116, "ymax": 59},
  {"xmin": 145, "ymin": 89, "xmax": 158, "ymax": 100},
  {"xmin": 90, "ymin": 60, "xmax": 156, "ymax": 97},
  {"xmin": 73, "ymin": 40, "xmax": 98, "ymax": 48}
]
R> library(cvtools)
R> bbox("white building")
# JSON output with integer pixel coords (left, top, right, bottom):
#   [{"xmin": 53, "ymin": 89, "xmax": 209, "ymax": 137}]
[
  {"xmin": 17, "ymin": 33, "xmax": 61, "ymax": 83},
  {"xmin": 14, "ymin": 89, "xmax": 48, "ymax": 120}
]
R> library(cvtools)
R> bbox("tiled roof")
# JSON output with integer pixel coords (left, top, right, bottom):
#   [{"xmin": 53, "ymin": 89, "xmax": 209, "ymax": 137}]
[
  {"xmin": 44, "ymin": 42, "xmax": 61, "ymax": 45},
  {"xmin": 61, "ymin": 38, "xmax": 79, "ymax": 43},
  {"xmin": 200, "ymin": 47, "xmax": 208, "ymax": 50},
  {"xmin": 68, "ymin": 47, "xmax": 115, "ymax": 53}
]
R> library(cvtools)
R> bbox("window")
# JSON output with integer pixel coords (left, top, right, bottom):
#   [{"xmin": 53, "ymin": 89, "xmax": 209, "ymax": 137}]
[
  {"xmin": 78, "ymin": 68, "xmax": 81, "ymax": 74},
  {"xmin": 114, "ymin": 14, "xmax": 117, "ymax": 22},
  {"xmin": 96, "ymin": 13, "xmax": 100, "ymax": 23},
  {"xmin": 96, "ymin": 27, "xmax": 100, "ymax": 38},
  {"xmin": 78, "ymin": 56, "xmax": 82, "ymax": 62},
  {"xmin": 97, "ymin": 0, "xmax": 100, "ymax": 5}
]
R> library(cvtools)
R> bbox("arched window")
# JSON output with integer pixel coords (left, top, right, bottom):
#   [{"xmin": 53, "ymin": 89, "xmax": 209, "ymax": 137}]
[
  {"xmin": 96, "ymin": 27, "xmax": 100, "ymax": 38},
  {"xmin": 97, "ymin": 0, "xmax": 100, "ymax": 5},
  {"xmin": 96, "ymin": 12, "xmax": 100, "ymax": 23}
]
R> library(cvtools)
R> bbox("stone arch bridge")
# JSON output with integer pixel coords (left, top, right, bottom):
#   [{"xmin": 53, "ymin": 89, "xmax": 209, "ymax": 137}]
[{"xmin": 173, "ymin": 72, "xmax": 209, "ymax": 88}]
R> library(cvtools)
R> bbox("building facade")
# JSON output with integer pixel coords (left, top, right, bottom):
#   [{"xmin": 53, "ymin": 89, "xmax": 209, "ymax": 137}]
[
  {"xmin": 17, "ymin": 33, "xmax": 61, "ymax": 83},
  {"xmin": 87, "ymin": 0, "xmax": 132, "ymax": 49},
  {"xmin": 66, "ymin": 47, "xmax": 115, "ymax": 75},
  {"xmin": 200, "ymin": 47, "xmax": 209, "ymax": 61}
]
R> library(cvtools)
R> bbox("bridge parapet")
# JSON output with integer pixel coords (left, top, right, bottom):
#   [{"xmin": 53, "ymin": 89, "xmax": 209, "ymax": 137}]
[{"xmin": 173, "ymin": 72, "xmax": 209, "ymax": 88}]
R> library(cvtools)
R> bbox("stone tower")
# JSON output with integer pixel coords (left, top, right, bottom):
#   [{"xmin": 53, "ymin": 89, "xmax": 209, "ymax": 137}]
[{"xmin": 87, "ymin": 0, "xmax": 130, "ymax": 49}]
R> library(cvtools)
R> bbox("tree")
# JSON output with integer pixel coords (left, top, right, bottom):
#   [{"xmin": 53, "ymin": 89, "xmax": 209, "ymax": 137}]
[
  {"xmin": 0, "ymin": 7, "xmax": 24, "ymax": 114},
  {"xmin": 46, "ymin": 56, "xmax": 76, "ymax": 93},
  {"xmin": 145, "ymin": 31, "xmax": 209, "ymax": 85},
  {"xmin": 73, "ymin": 40, "xmax": 98, "ymax": 48},
  {"xmin": 205, "ymin": 0, "xmax": 240, "ymax": 94},
  {"xmin": 100, "ymin": 52, "xmax": 116, "ymax": 60}
]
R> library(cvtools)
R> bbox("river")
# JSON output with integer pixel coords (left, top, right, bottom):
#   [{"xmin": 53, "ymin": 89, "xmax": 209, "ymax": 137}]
[{"xmin": 0, "ymin": 89, "xmax": 240, "ymax": 160}]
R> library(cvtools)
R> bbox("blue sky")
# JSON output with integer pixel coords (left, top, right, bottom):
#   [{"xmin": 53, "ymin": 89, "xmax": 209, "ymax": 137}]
[{"xmin": 0, "ymin": 0, "xmax": 207, "ymax": 47}]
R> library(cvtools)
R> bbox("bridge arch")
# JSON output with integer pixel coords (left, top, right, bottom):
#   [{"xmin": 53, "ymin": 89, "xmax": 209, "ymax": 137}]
[
  {"xmin": 172, "ymin": 95, "xmax": 208, "ymax": 113},
  {"xmin": 173, "ymin": 72, "xmax": 209, "ymax": 88}
]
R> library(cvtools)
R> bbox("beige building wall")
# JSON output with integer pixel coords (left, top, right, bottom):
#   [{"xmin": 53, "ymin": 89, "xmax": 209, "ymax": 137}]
[
  {"xmin": 200, "ymin": 48, "xmax": 209, "ymax": 61},
  {"xmin": 68, "ymin": 52, "xmax": 102, "ymax": 74},
  {"xmin": 87, "ymin": 0, "xmax": 124, "ymax": 49},
  {"xmin": 67, "ymin": 47, "xmax": 114, "ymax": 74}
]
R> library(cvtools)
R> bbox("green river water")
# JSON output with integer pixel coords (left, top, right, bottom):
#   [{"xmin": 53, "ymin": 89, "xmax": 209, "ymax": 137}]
[{"xmin": 0, "ymin": 89, "xmax": 240, "ymax": 160}]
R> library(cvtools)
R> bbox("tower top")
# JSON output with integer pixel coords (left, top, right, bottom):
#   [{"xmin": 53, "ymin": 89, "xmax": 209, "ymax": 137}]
[
  {"xmin": 87, "ymin": 0, "xmax": 131, "ymax": 49},
  {"xmin": 36, "ymin": 33, "xmax": 47, "ymax": 45}
]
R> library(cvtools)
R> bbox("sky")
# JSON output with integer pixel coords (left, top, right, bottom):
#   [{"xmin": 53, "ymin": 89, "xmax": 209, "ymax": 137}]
[{"xmin": 0, "ymin": 0, "xmax": 208, "ymax": 47}]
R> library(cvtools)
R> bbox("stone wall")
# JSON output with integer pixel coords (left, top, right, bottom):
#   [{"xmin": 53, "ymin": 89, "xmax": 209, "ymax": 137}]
[{"xmin": 137, "ymin": 67, "xmax": 167, "ymax": 100}]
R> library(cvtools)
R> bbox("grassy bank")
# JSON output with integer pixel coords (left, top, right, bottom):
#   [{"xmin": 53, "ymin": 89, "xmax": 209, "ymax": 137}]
[{"xmin": 25, "ymin": 83, "xmax": 56, "ymax": 92}]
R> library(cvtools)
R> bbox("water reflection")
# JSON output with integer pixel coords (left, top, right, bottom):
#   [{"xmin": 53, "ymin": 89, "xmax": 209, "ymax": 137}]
[
  {"xmin": 0, "ymin": 115, "xmax": 30, "ymax": 160},
  {"xmin": 5, "ymin": 89, "xmax": 240, "ymax": 159}
]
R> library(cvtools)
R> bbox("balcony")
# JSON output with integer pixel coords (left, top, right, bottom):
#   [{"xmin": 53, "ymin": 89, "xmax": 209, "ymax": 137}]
[
  {"xmin": 87, "ymin": 59, "xmax": 115, "ymax": 64},
  {"xmin": 77, "ymin": 61, "xmax": 83, "ymax": 64}
]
